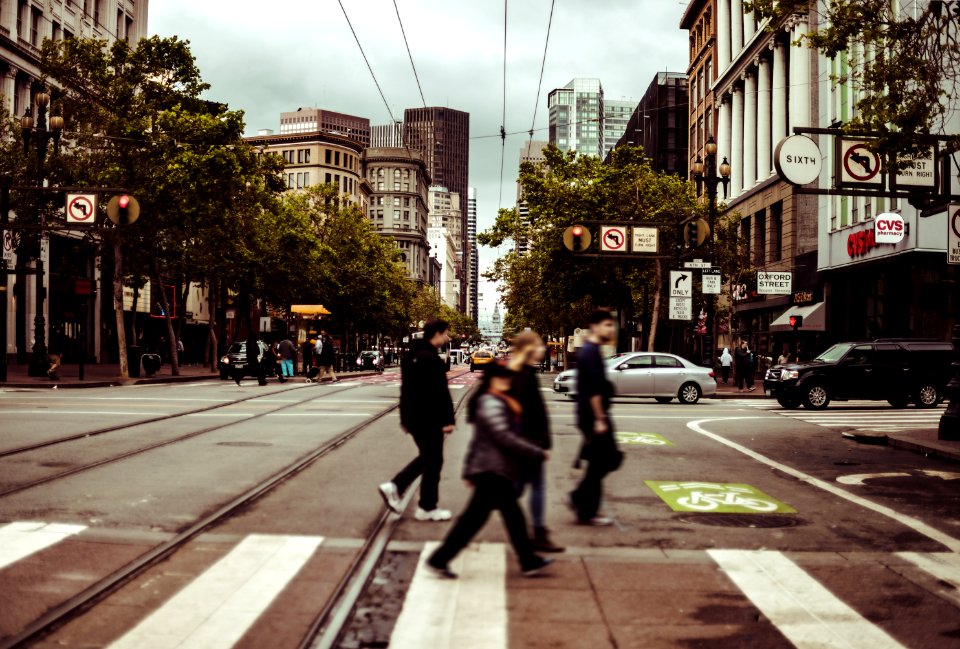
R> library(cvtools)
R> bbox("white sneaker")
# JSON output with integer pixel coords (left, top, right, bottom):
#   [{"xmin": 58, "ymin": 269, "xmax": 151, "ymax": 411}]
[
  {"xmin": 414, "ymin": 507, "xmax": 452, "ymax": 521},
  {"xmin": 378, "ymin": 482, "xmax": 402, "ymax": 514}
]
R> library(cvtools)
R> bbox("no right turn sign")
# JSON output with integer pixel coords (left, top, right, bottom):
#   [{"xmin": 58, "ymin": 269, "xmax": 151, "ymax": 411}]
[{"xmin": 949, "ymin": 204, "xmax": 960, "ymax": 266}]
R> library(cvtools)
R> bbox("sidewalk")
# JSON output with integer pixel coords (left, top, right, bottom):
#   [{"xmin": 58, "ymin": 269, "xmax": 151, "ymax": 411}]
[
  {"xmin": 711, "ymin": 380, "xmax": 767, "ymax": 398},
  {"xmin": 0, "ymin": 362, "xmax": 220, "ymax": 389}
]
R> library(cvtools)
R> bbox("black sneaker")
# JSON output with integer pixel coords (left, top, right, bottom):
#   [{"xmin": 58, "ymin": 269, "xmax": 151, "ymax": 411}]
[
  {"xmin": 522, "ymin": 556, "xmax": 554, "ymax": 577},
  {"xmin": 425, "ymin": 558, "xmax": 457, "ymax": 579}
]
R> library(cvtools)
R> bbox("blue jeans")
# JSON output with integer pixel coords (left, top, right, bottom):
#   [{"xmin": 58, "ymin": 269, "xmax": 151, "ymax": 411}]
[
  {"xmin": 280, "ymin": 359, "xmax": 294, "ymax": 376},
  {"xmin": 520, "ymin": 462, "xmax": 545, "ymax": 528}
]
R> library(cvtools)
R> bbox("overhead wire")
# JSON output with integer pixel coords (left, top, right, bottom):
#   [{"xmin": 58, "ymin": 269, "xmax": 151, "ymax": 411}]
[
  {"xmin": 392, "ymin": 0, "xmax": 427, "ymax": 108},
  {"xmin": 336, "ymin": 0, "xmax": 396, "ymax": 124},
  {"xmin": 528, "ymin": 0, "xmax": 556, "ymax": 145},
  {"xmin": 497, "ymin": 0, "xmax": 509, "ymax": 210}
]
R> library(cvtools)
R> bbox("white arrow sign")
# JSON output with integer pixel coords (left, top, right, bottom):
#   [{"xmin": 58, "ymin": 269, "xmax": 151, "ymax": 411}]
[{"xmin": 670, "ymin": 271, "xmax": 691, "ymax": 298}]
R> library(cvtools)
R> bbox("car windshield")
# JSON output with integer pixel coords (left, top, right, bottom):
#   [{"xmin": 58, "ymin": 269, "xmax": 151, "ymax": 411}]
[
  {"xmin": 604, "ymin": 353, "xmax": 632, "ymax": 366},
  {"xmin": 475, "ymin": 352, "xmax": 491, "ymax": 358},
  {"xmin": 360, "ymin": 352, "xmax": 377, "ymax": 358},
  {"xmin": 815, "ymin": 343, "xmax": 855, "ymax": 363},
  {"xmin": 228, "ymin": 343, "xmax": 244, "ymax": 354}
]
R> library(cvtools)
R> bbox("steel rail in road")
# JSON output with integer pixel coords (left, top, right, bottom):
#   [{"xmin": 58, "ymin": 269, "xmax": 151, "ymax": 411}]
[
  {"xmin": 301, "ymin": 376, "xmax": 476, "ymax": 649},
  {"xmin": 0, "ymin": 382, "xmax": 364, "ymax": 498},
  {"xmin": 0, "ymin": 377, "xmax": 373, "ymax": 459},
  {"xmin": 2, "ymin": 368, "xmax": 470, "ymax": 649}
]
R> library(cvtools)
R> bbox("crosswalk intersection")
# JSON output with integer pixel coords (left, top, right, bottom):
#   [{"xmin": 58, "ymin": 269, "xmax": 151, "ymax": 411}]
[
  {"xmin": 725, "ymin": 399, "xmax": 947, "ymax": 434},
  {"xmin": 2, "ymin": 521, "xmax": 959, "ymax": 648}
]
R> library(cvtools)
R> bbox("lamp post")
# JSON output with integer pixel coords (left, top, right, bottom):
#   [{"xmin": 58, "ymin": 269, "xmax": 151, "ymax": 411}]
[
  {"xmin": 691, "ymin": 136, "xmax": 731, "ymax": 368},
  {"xmin": 21, "ymin": 86, "xmax": 64, "ymax": 377}
]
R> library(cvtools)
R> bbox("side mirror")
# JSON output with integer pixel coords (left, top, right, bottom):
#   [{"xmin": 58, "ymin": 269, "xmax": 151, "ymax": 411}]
[{"xmin": 615, "ymin": 364, "xmax": 627, "ymax": 371}]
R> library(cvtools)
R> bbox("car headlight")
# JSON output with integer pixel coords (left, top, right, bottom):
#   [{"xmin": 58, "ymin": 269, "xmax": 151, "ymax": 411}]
[
  {"xmin": 780, "ymin": 369, "xmax": 798, "ymax": 380},
  {"xmin": 221, "ymin": 357, "xmax": 229, "ymax": 364}
]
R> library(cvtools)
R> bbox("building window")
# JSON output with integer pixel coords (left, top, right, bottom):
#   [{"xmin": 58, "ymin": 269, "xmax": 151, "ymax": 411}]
[
  {"xmin": 754, "ymin": 209, "xmax": 766, "ymax": 265},
  {"xmin": 287, "ymin": 174, "xmax": 294, "ymax": 189},
  {"xmin": 334, "ymin": 151, "xmax": 340, "ymax": 166},
  {"xmin": 404, "ymin": 210, "xmax": 410, "ymax": 220},
  {"xmin": 741, "ymin": 216, "xmax": 751, "ymax": 261},
  {"xmin": 303, "ymin": 172, "xmax": 310, "ymax": 186},
  {"xmin": 864, "ymin": 201, "xmax": 873, "ymax": 220},
  {"xmin": 394, "ymin": 182, "xmax": 401, "ymax": 191},
  {"xmin": 297, "ymin": 150, "xmax": 303, "ymax": 164},
  {"xmin": 403, "ymin": 182, "xmax": 410, "ymax": 191},
  {"xmin": 325, "ymin": 149, "xmax": 332, "ymax": 164},
  {"xmin": 394, "ymin": 210, "xmax": 401, "ymax": 219},
  {"xmin": 378, "ymin": 182, "xmax": 384, "ymax": 190},
  {"xmin": 394, "ymin": 197, "xmax": 401, "ymax": 206},
  {"xmin": 770, "ymin": 202, "xmax": 783, "ymax": 262},
  {"xmin": 325, "ymin": 173, "xmax": 332, "ymax": 184},
  {"xmin": 30, "ymin": 7, "xmax": 41, "ymax": 45},
  {"xmin": 403, "ymin": 197, "xmax": 410, "ymax": 207}
]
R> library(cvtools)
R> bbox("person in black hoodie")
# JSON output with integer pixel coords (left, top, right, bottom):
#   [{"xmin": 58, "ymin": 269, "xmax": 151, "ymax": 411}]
[
  {"xmin": 426, "ymin": 360, "xmax": 551, "ymax": 578},
  {"xmin": 378, "ymin": 318, "xmax": 456, "ymax": 521},
  {"xmin": 508, "ymin": 331, "xmax": 563, "ymax": 553}
]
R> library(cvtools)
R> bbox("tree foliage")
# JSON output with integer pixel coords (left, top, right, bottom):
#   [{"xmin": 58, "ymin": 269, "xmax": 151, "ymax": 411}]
[{"xmin": 746, "ymin": 0, "xmax": 960, "ymax": 156}]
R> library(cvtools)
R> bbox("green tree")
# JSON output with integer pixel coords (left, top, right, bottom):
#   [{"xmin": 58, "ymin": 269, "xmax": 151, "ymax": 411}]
[
  {"xmin": 39, "ymin": 36, "xmax": 283, "ymax": 376},
  {"xmin": 746, "ymin": 0, "xmax": 960, "ymax": 157}
]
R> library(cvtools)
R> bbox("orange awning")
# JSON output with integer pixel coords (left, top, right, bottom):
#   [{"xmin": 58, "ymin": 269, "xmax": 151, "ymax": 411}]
[{"xmin": 291, "ymin": 304, "xmax": 332, "ymax": 316}]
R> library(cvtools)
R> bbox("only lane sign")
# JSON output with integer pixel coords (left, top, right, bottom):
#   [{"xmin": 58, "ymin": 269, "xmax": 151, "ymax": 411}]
[{"xmin": 670, "ymin": 271, "xmax": 691, "ymax": 298}]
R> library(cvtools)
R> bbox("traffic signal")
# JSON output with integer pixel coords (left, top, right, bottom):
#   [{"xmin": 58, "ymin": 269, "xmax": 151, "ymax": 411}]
[
  {"xmin": 106, "ymin": 194, "xmax": 140, "ymax": 225},
  {"xmin": 686, "ymin": 221, "xmax": 699, "ymax": 249},
  {"xmin": 563, "ymin": 224, "xmax": 591, "ymax": 252},
  {"xmin": 790, "ymin": 315, "xmax": 803, "ymax": 330}
]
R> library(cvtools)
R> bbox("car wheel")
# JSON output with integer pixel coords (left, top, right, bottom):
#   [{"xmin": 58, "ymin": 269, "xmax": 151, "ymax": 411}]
[
  {"xmin": 655, "ymin": 396, "xmax": 673, "ymax": 404},
  {"xmin": 887, "ymin": 396, "xmax": 910, "ymax": 409},
  {"xmin": 678, "ymin": 382, "xmax": 701, "ymax": 404},
  {"xmin": 219, "ymin": 370, "xmax": 229, "ymax": 380},
  {"xmin": 914, "ymin": 384, "xmax": 940, "ymax": 408},
  {"xmin": 802, "ymin": 383, "xmax": 830, "ymax": 410},
  {"xmin": 776, "ymin": 395, "xmax": 802, "ymax": 410}
]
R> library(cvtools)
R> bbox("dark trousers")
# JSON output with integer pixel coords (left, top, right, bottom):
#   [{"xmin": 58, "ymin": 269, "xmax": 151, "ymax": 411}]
[
  {"xmin": 737, "ymin": 365, "xmax": 754, "ymax": 389},
  {"xmin": 392, "ymin": 427, "xmax": 444, "ymax": 510},
  {"xmin": 430, "ymin": 473, "xmax": 538, "ymax": 570},
  {"xmin": 571, "ymin": 425, "xmax": 615, "ymax": 522},
  {"xmin": 721, "ymin": 366, "xmax": 730, "ymax": 383}
]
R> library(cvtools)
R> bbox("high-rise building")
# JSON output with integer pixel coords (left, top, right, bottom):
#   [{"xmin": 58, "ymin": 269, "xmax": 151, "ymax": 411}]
[
  {"xmin": 362, "ymin": 147, "xmax": 432, "ymax": 284},
  {"xmin": 467, "ymin": 188, "xmax": 479, "ymax": 322},
  {"xmin": 404, "ymin": 107, "xmax": 470, "ymax": 311},
  {"xmin": 603, "ymin": 98, "xmax": 637, "ymax": 158},
  {"xmin": 609, "ymin": 72, "xmax": 688, "ymax": 177},
  {"xmin": 427, "ymin": 226, "xmax": 459, "ymax": 309},
  {"xmin": 515, "ymin": 141, "xmax": 549, "ymax": 255},
  {"xmin": 371, "ymin": 121, "xmax": 404, "ymax": 148},
  {"xmin": 548, "ymin": 78, "xmax": 604, "ymax": 158},
  {"xmin": 279, "ymin": 108, "xmax": 370, "ymax": 147}
]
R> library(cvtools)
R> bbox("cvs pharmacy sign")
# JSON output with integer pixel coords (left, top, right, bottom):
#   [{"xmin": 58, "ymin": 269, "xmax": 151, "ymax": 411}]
[{"xmin": 874, "ymin": 212, "xmax": 905, "ymax": 244}]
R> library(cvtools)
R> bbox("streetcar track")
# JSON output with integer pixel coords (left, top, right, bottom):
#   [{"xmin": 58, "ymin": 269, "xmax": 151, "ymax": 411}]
[
  {"xmin": 1, "ymin": 370, "xmax": 472, "ymax": 649},
  {"xmin": 0, "ymin": 378, "xmax": 376, "ymax": 459}
]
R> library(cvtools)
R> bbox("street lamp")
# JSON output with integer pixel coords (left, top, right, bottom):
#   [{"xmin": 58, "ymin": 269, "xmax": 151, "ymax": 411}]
[
  {"xmin": 21, "ymin": 85, "xmax": 64, "ymax": 377},
  {"xmin": 691, "ymin": 135, "xmax": 730, "ymax": 368}
]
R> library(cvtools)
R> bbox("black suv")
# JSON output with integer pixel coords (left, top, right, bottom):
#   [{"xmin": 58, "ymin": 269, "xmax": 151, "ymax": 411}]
[
  {"xmin": 218, "ymin": 341, "xmax": 269, "ymax": 380},
  {"xmin": 763, "ymin": 338, "xmax": 955, "ymax": 410}
]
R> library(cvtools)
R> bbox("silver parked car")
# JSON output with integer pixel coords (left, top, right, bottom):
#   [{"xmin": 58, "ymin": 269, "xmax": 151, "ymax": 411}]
[{"xmin": 553, "ymin": 352, "xmax": 717, "ymax": 404}]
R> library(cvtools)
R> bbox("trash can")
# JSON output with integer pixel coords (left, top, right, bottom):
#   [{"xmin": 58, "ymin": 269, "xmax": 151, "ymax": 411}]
[
  {"xmin": 141, "ymin": 353, "xmax": 162, "ymax": 377},
  {"xmin": 127, "ymin": 346, "xmax": 142, "ymax": 378}
]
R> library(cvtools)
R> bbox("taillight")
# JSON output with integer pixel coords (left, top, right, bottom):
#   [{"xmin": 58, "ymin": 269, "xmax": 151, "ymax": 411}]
[{"xmin": 709, "ymin": 371, "xmax": 715, "ymax": 378}]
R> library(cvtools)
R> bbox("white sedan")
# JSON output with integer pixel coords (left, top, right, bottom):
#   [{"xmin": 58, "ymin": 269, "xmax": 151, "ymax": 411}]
[{"xmin": 553, "ymin": 352, "xmax": 717, "ymax": 404}]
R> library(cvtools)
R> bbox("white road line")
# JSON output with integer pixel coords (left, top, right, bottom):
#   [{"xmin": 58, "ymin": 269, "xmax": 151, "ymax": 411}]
[
  {"xmin": 310, "ymin": 399, "xmax": 396, "ymax": 404},
  {"xmin": 689, "ymin": 418, "xmax": 960, "ymax": 552},
  {"xmin": 709, "ymin": 550, "xmax": 906, "ymax": 649},
  {"xmin": 0, "ymin": 396, "xmax": 232, "ymax": 403},
  {"xmin": 265, "ymin": 412, "xmax": 372, "ymax": 417},
  {"xmin": 897, "ymin": 552, "xmax": 960, "ymax": 606},
  {"xmin": 108, "ymin": 534, "xmax": 323, "ymax": 649},
  {"xmin": 0, "ymin": 521, "xmax": 87, "ymax": 570},
  {"xmin": 390, "ymin": 542, "xmax": 507, "ymax": 649},
  {"xmin": 0, "ymin": 410, "xmax": 159, "ymax": 416}
]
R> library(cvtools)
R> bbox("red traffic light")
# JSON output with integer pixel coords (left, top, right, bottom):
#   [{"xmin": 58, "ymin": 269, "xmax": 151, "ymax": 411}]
[
  {"xmin": 789, "ymin": 316, "xmax": 797, "ymax": 327},
  {"xmin": 572, "ymin": 225, "xmax": 583, "ymax": 237},
  {"xmin": 118, "ymin": 195, "xmax": 130, "ymax": 209},
  {"xmin": 789, "ymin": 315, "xmax": 803, "ymax": 329}
]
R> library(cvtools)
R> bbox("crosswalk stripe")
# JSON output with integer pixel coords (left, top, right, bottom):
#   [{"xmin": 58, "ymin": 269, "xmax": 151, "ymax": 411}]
[
  {"xmin": 108, "ymin": 534, "xmax": 323, "ymax": 649},
  {"xmin": 897, "ymin": 552, "xmax": 960, "ymax": 607},
  {"xmin": 0, "ymin": 521, "xmax": 87, "ymax": 570},
  {"xmin": 708, "ymin": 550, "xmax": 907, "ymax": 649},
  {"xmin": 390, "ymin": 542, "xmax": 507, "ymax": 649}
]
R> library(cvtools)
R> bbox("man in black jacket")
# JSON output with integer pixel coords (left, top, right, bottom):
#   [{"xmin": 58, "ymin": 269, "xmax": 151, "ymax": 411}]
[{"xmin": 379, "ymin": 318, "xmax": 455, "ymax": 521}]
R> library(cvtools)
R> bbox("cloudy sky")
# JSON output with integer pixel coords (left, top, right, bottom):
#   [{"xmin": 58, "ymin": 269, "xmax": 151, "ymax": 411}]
[{"xmin": 149, "ymin": 0, "xmax": 689, "ymax": 322}]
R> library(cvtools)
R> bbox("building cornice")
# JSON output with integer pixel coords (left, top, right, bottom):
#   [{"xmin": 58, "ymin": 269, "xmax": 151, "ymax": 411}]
[{"xmin": 245, "ymin": 130, "xmax": 364, "ymax": 153}]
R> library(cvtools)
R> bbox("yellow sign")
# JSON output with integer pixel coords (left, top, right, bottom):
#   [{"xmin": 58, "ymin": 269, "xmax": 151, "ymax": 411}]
[{"xmin": 291, "ymin": 304, "xmax": 332, "ymax": 316}]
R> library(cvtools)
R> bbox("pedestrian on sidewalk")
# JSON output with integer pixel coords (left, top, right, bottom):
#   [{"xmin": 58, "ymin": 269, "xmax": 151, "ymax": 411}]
[
  {"xmin": 315, "ymin": 334, "xmax": 339, "ymax": 383},
  {"xmin": 719, "ymin": 347, "xmax": 733, "ymax": 384},
  {"xmin": 426, "ymin": 361, "xmax": 552, "ymax": 579},
  {"xmin": 379, "ymin": 318, "xmax": 456, "ymax": 522},
  {"xmin": 777, "ymin": 348, "xmax": 791, "ymax": 366},
  {"xmin": 278, "ymin": 336, "xmax": 296, "ymax": 377},
  {"xmin": 262, "ymin": 338, "xmax": 287, "ymax": 384},
  {"xmin": 734, "ymin": 340, "xmax": 754, "ymax": 392},
  {"xmin": 570, "ymin": 309, "xmax": 622, "ymax": 526},
  {"xmin": 508, "ymin": 330, "xmax": 563, "ymax": 553}
]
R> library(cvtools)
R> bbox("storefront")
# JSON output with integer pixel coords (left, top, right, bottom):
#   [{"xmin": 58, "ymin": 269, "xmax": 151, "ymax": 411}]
[{"xmin": 818, "ymin": 209, "xmax": 955, "ymax": 342}]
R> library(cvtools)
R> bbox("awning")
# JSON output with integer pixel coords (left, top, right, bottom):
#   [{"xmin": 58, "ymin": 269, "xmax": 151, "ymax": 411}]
[
  {"xmin": 290, "ymin": 304, "xmax": 332, "ymax": 317},
  {"xmin": 770, "ymin": 302, "xmax": 825, "ymax": 332}
]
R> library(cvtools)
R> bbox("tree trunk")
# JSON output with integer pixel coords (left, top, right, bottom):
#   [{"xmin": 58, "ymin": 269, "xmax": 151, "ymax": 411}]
[
  {"xmin": 647, "ymin": 258, "xmax": 663, "ymax": 352},
  {"xmin": 207, "ymin": 278, "xmax": 218, "ymax": 371},
  {"xmin": 151, "ymin": 258, "xmax": 180, "ymax": 376},
  {"xmin": 113, "ymin": 239, "xmax": 129, "ymax": 379},
  {"xmin": 130, "ymin": 282, "xmax": 139, "ymax": 345}
]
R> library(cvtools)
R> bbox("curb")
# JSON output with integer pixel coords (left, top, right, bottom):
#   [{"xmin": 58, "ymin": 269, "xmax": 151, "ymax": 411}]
[{"xmin": 843, "ymin": 429, "xmax": 960, "ymax": 464}]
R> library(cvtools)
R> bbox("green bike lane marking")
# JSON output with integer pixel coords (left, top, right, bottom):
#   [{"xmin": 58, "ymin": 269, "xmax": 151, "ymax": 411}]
[
  {"xmin": 645, "ymin": 480, "xmax": 797, "ymax": 514},
  {"xmin": 615, "ymin": 431, "xmax": 673, "ymax": 446}
]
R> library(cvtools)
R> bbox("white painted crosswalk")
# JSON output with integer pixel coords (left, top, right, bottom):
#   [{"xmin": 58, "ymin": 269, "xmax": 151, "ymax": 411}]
[
  {"xmin": 728, "ymin": 399, "xmax": 947, "ymax": 433},
  {"xmin": 2, "ymin": 523, "xmax": 958, "ymax": 648}
]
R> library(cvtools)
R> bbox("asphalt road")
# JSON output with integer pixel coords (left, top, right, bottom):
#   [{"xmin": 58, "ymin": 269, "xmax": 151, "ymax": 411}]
[{"xmin": 1, "ymin": 372, "xmax": 958, "ymax": 648}]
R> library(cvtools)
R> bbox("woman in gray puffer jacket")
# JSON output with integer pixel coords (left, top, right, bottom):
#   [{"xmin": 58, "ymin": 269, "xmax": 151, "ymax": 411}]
[{"xmin": 427, "ymin": 361, "xmax": 552, "ymax": 578}]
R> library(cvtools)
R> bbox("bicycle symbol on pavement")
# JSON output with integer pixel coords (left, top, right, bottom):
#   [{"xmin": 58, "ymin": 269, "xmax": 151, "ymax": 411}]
[
  {"xmin": 615, "ymin": 432, "xmax": 673, "ymax": 446},
  {"xmin": 645, "ymin": 481, "xmax": 796, "ymax": 514}
]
